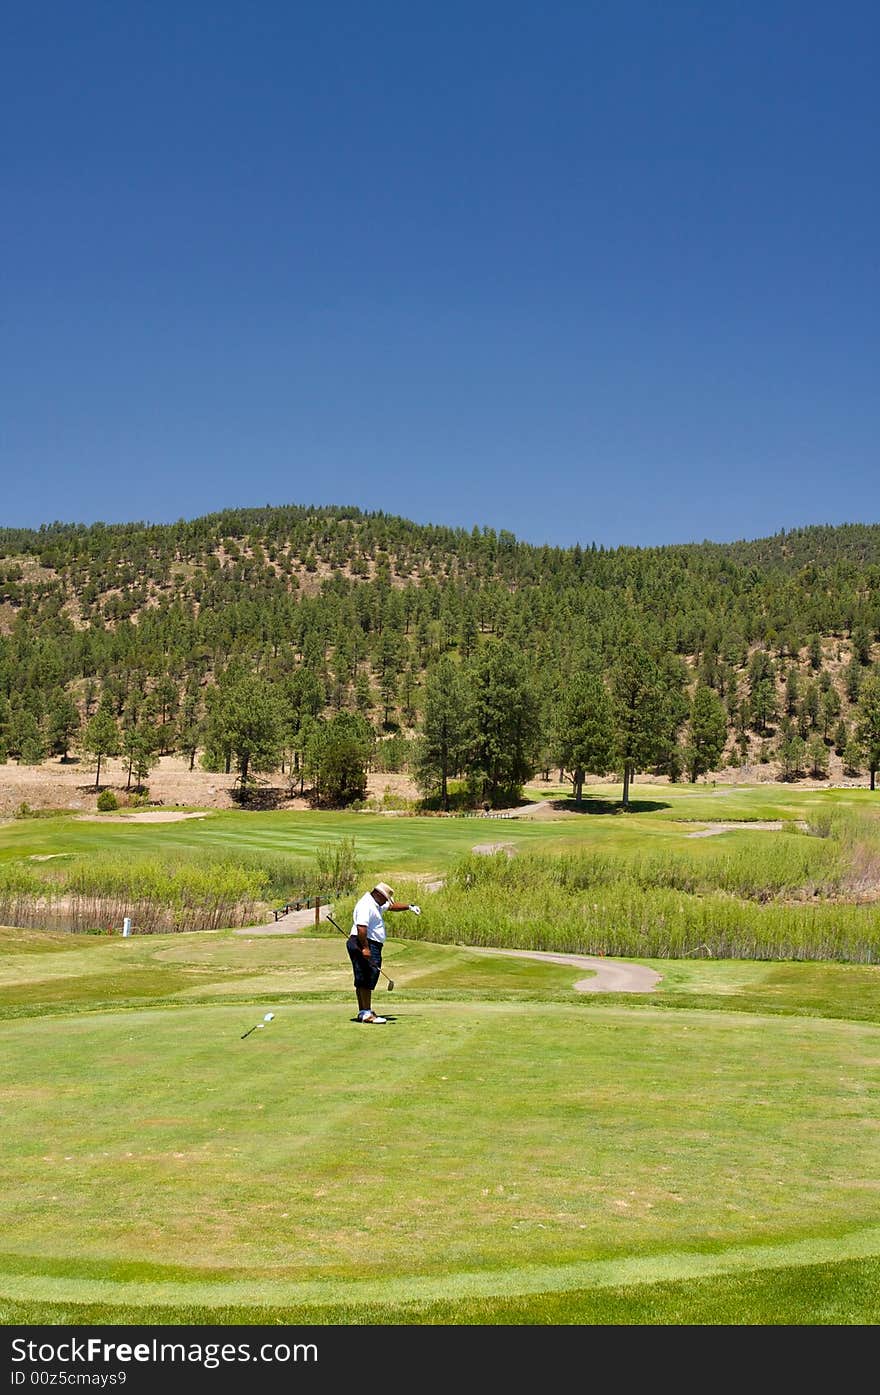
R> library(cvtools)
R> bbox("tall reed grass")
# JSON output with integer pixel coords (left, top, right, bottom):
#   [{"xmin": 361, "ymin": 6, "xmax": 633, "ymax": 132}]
[
  {"xmin": 404, "ymin": 810, "xmax": 880, "ymax": 963},
  {"xmin": 410, "ymin": 875, "xmax": 880, "ymax": 962},
  {"xmin": 444, "ymin": 837, "xmax": 847, "ymax": 902},
  {"xmin": 0, "ymin": 849, "xmax": 313, "ymax": 933}
]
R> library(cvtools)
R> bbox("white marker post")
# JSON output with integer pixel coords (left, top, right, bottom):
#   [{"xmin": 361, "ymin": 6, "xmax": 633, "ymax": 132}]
[{"xmin": 123, "ymin": 917, "xmax": 132, "ymax": 937}]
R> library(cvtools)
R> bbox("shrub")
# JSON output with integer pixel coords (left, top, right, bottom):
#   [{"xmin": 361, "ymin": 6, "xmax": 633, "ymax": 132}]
[
  {"xmin": 11, "ymin": 803, "xmax": 69, "ymax": 821},
  {"xmin": 96, "ymin": 790, "xmax": 119, "ymax": 812},
  {"xmin": 314, "ymin": 837, "xmax": 361, "ymax": 895},
  {"xmin": 364, "ymin": 790, "xmax": 418, "ymax": 812}
]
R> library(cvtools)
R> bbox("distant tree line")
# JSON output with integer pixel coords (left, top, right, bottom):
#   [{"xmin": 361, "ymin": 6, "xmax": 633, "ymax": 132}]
[{"xmin": 1, "ymin": 508, "xmax": 880, "ymax": 800}]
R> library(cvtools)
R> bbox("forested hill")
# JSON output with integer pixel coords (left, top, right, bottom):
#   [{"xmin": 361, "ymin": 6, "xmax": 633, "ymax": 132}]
[
  {"xmin": 2, "ymin": 507, "xmax": 879, "ymax": 656},
  {"xmin": 1, "ymin": 506, "xmax": 879, "ymax": 795},
  {"xmin": 4, "ymin": 507, "xmax": 880, "ymax": 576}
]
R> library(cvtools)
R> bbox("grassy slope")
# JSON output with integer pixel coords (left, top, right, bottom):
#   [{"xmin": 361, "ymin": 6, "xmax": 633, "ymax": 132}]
[
  {"xmin": 2, "ymin": 781, "xmax": 876, "ymax": 874},
  {"xmin": 2, "ymin": 920, "xmax": 880, "ymax": 1323},
  {"xmin": 2, "ymin": 785, "xmax": 880, "ymax": 1324}
]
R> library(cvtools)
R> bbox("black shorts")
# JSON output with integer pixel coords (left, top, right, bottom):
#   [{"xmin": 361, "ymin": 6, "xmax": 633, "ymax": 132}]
[{"xmin": 347, "ymin": 935, "xmax": 382, "ymax": 989}]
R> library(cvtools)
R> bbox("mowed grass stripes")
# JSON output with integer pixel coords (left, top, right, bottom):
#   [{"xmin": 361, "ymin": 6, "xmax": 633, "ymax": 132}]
[
  {"xmin": 3, "ymin": 785, "xmax": 880, "ymax": 1322},
  {"xmin": 2, "ymin": 999, "xmax": 880, "ymax": 1316}
]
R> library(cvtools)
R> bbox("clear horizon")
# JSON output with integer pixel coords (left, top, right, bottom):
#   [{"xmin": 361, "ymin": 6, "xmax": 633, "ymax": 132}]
[{"xmin": 4, "ymin": 498, "xmax": 880, "ymax": 554}]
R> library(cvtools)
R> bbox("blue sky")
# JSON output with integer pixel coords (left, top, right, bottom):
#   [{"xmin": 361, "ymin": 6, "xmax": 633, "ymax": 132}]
[{"xmin": 3, "ymin": 1, "xmax": 878, "ymax": 547}]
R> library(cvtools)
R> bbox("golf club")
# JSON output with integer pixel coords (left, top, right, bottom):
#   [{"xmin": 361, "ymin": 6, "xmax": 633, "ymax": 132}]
[
  {"xmin": 326, "ymin": 915, "xmax": 394, "ymax": 990},
  {"xmin": 241, "ymin": 1011, "xmax": 275, "ymax": 1039}
]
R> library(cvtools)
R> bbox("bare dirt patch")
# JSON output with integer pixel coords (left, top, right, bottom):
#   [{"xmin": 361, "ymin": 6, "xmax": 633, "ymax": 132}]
[
  {"xmin": 0, "ymin": 756, "xmax": 423, "ymax": 817},
  {"xmin": 73, "ymin": 811, "xmax": 213, "ymax": 824},
  {"xmin": 1, "ymin": 755, "xmax": 868, "ymax": 821},
  {"xmin": 361, "ymin": 773, "xmax": 422, "ymax": 803},
  {"xmin": 472, "ymin": 842, "xmax": 517, "ymax": 855}
]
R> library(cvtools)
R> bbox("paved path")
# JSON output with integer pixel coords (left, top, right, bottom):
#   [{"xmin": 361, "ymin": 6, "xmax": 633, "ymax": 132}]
[
  {"xmin": 413, "ymin": 868, "xmax": 660, "ymax": 993},
  {"xmin": 233, "ymin": 909, "xmax": 661, "ymax": 993},
  {"xmin": 234, "ymin": 905, "xmax": 334, "ymax": 936},
  {"xmin": 465, "ymin": 946, "xmax": 662, "ymax": 993}
]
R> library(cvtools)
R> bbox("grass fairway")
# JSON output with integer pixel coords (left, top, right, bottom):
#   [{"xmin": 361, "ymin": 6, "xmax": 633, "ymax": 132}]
[
  {"xmin": 3, "ymin": 782, "xmax": 879, "ymax": 881},
  {"xmin": 2, "ymin": 922, "xmax": 880, "ymax": 1324}
]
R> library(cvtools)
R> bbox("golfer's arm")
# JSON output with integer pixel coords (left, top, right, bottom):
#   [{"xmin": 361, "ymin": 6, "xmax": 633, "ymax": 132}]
[{"xmin": 356, "ymin": 922, "xmax": 369, "ymax": 947}]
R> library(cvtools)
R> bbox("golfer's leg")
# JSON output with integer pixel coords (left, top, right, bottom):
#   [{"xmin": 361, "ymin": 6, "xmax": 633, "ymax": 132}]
[
  {"xmin": 348, "ymin": 937, "xmax": 369, "ymax": 1015},
  {"xmin": 365, "ymin": 944, "xmax": 381, "ymax": 1010}
]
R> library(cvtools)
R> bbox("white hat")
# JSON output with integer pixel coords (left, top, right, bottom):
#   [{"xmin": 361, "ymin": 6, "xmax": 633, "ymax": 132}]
[{"xmin": 373, "ymin": 882, "xmax": 395, "ymax": 902}]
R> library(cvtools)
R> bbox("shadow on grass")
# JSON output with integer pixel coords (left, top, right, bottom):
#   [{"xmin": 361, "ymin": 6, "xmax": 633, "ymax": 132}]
[
  {"xmin": 550, "ymin": 797, "xmax": 671, "ymax": 815},
  {"xmin": 230, "ymin": 785, "xmax": 291, "ymax": 810}
]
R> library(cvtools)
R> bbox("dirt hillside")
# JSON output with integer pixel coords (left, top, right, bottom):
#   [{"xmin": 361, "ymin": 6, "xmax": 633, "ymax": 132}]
[{"xmin": 0, "ymin": 756, "xmax": 421, "ymax": 818}]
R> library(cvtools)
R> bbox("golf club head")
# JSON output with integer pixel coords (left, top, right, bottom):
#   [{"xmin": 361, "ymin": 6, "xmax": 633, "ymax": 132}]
[{"xmin": 387, "ymin": 979, "xmax": 394, "ymax": 992}]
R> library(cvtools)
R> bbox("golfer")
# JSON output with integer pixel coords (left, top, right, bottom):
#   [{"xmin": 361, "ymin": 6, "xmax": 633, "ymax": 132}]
[{"xmin": 348, "ymin": 881, "xmax": 419, "ymax": 1024}]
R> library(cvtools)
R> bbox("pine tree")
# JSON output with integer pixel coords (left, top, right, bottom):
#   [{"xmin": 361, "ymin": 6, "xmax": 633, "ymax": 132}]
[
  {"xmin": 310, "ymin": 713, "xmax": 372, "ymax": 806},
  {"xmin": 467, "ymin": 643, "xmax": 541, "ymax": 806},
  {"xmin": 207, "ymin": 675, "xmax": 283, "ymax": 798},
  {"xmin": 610, "ymin": 648, "xmax": 680, "ymax": 809},
  {"xmin": 851, "ymin": 624, "xmax": 872, "ymax": 666},
  {"xmin": 46, "ymin": 691, "xmax": 81, "ymax": 760},
  {"xmin": 854, "ymin": 674, "xmax": 880, "ymax": 790},
  {"xmin": 415, "ymin": 657, "xmax": 473, "ymax": 810},
  {"xmin": 685, "ymin": 685, "xmax": 727, "ymax": 782},
  {"xmin": 121, "ymin": 723, "xmax": 159, "ymax": 792},
  {"xmin": 778, "ymin": 734, "xmax": 805, "ymax": 781},
  {"xmin": 844, "ymin": 658, "xmax": 863, "ymax": 704},
  {"xmin": 807, "ymin": 734, "xmax": 829, "ymax": 778},
  {"xmin": 785, "ymin": 667, "xmax": 800, "ymax": 716},
  {"xmin": 553, "ymin": 670, "xmax": 615, "ymax": 802},
  {"xmin": 82, "ymin": 706, "xmax": 120, "ymax": 789}
]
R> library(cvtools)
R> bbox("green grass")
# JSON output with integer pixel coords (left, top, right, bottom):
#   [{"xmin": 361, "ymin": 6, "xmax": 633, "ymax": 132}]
[
  {"xmin": 2, "ymin": 1252, "xmax": 879, "ymax": 1324},
  {"xmin": 1, "ymin": 922, "xmax": 880, "ymax": 1323},
  {"xmin": 3, "ymin": 783, "xmax": 878, "ymax": 871},
  {"xmin": 4, "ymin": 1252, "xmax": 880, "ymax": 1324},
  {"xmin": 523, "ymin": 780, "xmax": 880, "ymax": 824},
  {"xmin": 2, "ymin": 786, "xmax": 878, "ymax": 945},
  {"xmin": 2, "ymin": 785, "xmax": 880, "ymax": 1323},
  {"xmin": 3, "ymin": 999, "xmax": 880, "ymax": 1304}
]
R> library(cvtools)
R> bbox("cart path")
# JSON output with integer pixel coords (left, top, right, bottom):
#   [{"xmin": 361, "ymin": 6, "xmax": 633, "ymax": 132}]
[
  {"xmin": 234, "ymin": 905, "xmax": 333, "ymax": 935},
  {"xmin": 234, "ymin": 912, "xmax": 660, "ymax": 993},
  {"xmin": 464, "ymin": 946, "xmax": 662, "ymax": 993}
]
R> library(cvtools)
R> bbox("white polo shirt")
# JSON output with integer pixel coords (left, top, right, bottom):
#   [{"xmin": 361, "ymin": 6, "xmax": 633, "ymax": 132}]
[{"xmin": 351, "ymin": 891, "xmax": 387, "ymax": 944}]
